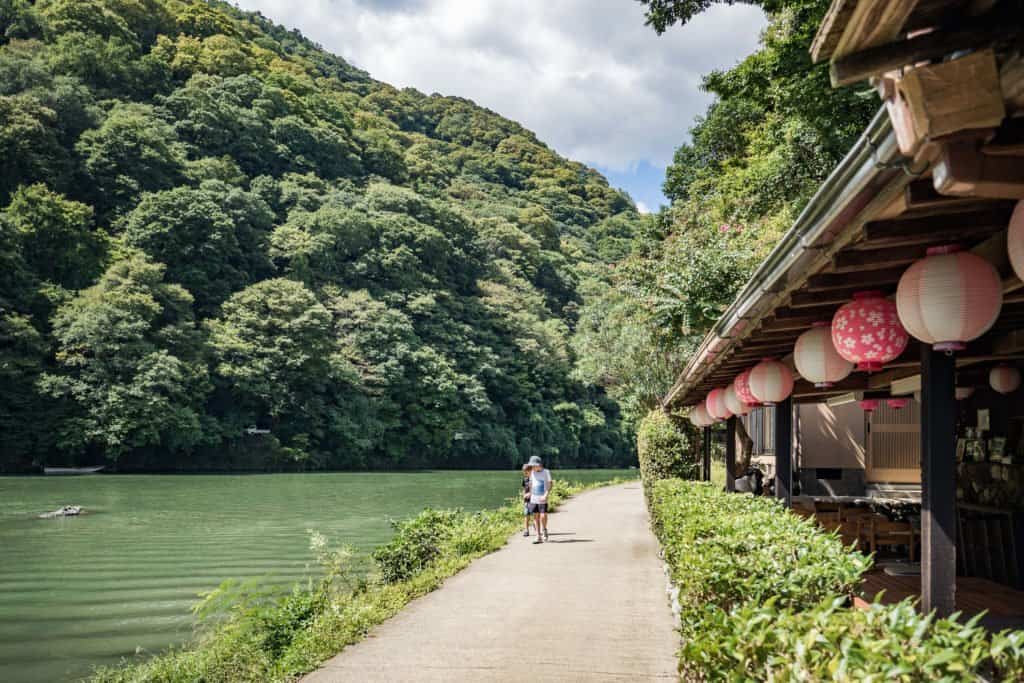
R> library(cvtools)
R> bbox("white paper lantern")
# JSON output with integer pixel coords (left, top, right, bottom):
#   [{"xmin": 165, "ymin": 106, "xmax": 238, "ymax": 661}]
[
  {"xmin": 794, "ymin": 322, "xmax": 853, "ymax": 387},
  {"xmin": 990, "ymin": 365, "xmax": 1021, "ymax": 395},
  {"xmin": 724, "ymin": 383, "xmax": 751, "ymax": 416},
  {"xmin": 748, "ymin": 358, "xmax": 794, "ymax": 405},
  {"xmin": 706, "ymin": 387, "xmax": 733, "ymax": 420}
]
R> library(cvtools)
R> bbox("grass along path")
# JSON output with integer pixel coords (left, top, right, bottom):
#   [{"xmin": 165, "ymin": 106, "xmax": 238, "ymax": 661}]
[{"xmin": 302, "ymin": 482, "xmax": 677, "ymax": 682}]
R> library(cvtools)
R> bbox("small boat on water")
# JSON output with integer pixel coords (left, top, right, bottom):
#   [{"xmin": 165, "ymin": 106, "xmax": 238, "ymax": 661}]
[
  {"xmin": 43, "ymin": 466, "xmax": 105, "ymax": 475},
  {"xmin": 39, "ymin": 505, "xmax": 83, "ymax": 518}
]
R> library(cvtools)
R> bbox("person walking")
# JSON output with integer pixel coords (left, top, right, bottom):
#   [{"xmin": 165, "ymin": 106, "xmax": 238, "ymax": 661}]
[
  {"xmin": 521, "ymin": 463, "xmax": 533, "ymax": 537},
  {"xmin": 526, "ymin": 456, "xmax": 552, "ymax": 544}
]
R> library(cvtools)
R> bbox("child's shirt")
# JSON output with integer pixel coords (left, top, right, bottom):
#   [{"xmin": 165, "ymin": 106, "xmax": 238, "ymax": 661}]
[{"xmin": 529, "ymin": 469, "xmax": 552, "ymax": 504}]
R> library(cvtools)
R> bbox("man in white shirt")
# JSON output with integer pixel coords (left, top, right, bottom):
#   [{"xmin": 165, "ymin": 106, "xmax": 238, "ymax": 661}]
[{"xmin": 526, "ymin": 455, "xmax": 552, "ymax": 543}]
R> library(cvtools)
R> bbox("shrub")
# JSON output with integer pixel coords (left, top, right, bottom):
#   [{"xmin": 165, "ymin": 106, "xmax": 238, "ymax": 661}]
[
  {"xmin": 650, "ymin": 479, "xmax": 1024, "ymax": 681},
  {"xmin": 371, "ymin": 509, "xmax": 460, "ymax": 584},
  {"xmin": 637, "ymin": 409, "xmax": 698, "ymax": 501}
]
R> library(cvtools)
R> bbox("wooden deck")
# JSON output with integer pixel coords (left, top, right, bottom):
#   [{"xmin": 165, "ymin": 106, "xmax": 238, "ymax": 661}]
[{"xmin": 858, "ymin": 570, "xmax": 1024, "ymax": 630}]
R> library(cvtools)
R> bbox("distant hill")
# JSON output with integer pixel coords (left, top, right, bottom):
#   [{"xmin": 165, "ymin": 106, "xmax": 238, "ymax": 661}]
[{"xmin": 0, "ymin": 0, "xmax": 641, "ymax": 471}]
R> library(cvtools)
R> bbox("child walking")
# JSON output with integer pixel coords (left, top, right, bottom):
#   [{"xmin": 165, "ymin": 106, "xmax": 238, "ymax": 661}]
[
  {"xmin": 527, "ymin": 456, "xmax": 552, "ymax": 544},
  {"xmin": 521, "ymin": 463, "xmax": 532, "ymax": 537}
]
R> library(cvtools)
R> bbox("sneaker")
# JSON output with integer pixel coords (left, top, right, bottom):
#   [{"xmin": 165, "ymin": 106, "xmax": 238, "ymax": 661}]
[
  {"xmin": 523, "ymin": 530, "xmax": 529, "ymax": 537},
  {"xmin": 533, "ymin": 536, "xmax": 543, "ymax": 544},
  {"xmin": 543, "ymin": 530, "xmax": 549, "ymax": 541}
]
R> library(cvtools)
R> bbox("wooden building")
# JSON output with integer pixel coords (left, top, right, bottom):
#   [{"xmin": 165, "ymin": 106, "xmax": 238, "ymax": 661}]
[{"xmin": 669, "ymin": 0, "xmax": 1024, "ymax": 619}]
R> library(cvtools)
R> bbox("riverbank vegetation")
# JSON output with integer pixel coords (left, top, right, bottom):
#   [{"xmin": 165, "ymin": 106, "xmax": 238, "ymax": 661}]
[
  {"xmin": 0, "ymin": 0, "xmax": 641, "ymax": 473},
  {"xmin": 90, "ymin": 477, "xmax": 625, "ymax": 682},
  {"xmin": 650, "ymin": 480, "xmax": 1024, "ymax": 680},
  {"xmin": 574, "ymin": 0, "xmax": 877, "ymax": 420}
]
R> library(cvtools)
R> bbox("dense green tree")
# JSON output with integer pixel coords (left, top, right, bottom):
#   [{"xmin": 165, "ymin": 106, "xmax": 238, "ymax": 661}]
[{"xmin": 39, "ymin": 256, "xmax": 209, "ymax": 460}]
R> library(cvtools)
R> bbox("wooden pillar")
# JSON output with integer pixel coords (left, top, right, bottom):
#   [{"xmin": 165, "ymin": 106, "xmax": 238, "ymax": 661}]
[
  {"xmin": 775, "ymin": 397, "xmax": 793, "ymax": 507},
  {"xmin": 920, "ymin": 342, "xmax": 957, "ymax": 617},
  {"xmin": 702, "ymin": 426, "xmax": 711, "ymax": 482},
  {"xmin": 725, "ymin": 417, "xmax": 736, "ymax": 492}
]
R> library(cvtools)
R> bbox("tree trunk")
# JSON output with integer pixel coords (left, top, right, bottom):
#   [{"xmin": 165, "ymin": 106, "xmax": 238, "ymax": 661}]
[{"xmin": 733, "ymin": 417, "xmax": 754, "ymax": 477}]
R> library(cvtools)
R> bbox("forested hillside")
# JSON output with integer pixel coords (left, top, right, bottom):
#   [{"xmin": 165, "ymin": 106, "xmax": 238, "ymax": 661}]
[
  {"xmin": 574, "ymin": 0, "xmax": 877, "ymax": 417},
  {"xmin": 0, "ymin": 0, "xmax": 641, "ymax": 472}
]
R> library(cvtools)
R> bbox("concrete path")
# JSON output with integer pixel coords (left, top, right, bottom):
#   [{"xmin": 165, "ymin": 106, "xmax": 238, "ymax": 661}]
[{"xmin": 302, "ymin": 483, "xmax": 679, "ymax": 682}]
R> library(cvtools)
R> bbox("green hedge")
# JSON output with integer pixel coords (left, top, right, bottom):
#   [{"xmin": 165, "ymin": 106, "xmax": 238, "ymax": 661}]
[
  {"xmin": 650, "ymin": 479, "xmax": 1024, "ymax": 681},
  {"xmin": 637, "ymin": 409, "xmax": 698, "ymax": 502}
]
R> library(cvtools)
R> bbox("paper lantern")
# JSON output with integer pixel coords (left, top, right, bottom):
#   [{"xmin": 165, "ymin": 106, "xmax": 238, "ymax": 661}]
[
  {"xmin": 734, "ymin": 368, "xmax": 758, "ymax": 405},
  {"xmin": 831, "ymin": 291, "xmax": 909, "ymax": 372},
  {"xmin": 1008, "ymin": 201, "xmax": 1024, "ymax": 282},
  {"xmin": 955, "ymin": 386, "xmax": 975, "ymax": 400},
  {"xmin": 748, "ymin": 359, "xmax": 793, "ymax": 405},
  {"xmin": 896, "ymin": 245, "xmax": 1002, "ymax": 352},
  {"xmin": 724, "ymin": 384, "xmax": 752, "ymax": 416},
  {"xmin": 689, "ymin": 403, "xmax": 713, "ymax": 427},
  {"xmin": 887, "ymin": 398, "xmax": 909, "ymax": 410},
  {"xmin": 990, "ymin": 365, "xmax": 1021, "ymax": 394},
  {"xmin": 706, "ymin": 387, "xmax": 733, "ymax": 420},
  {"xmin": 859, "ymin": 399, "xmax": 880, "ymax": 412},
  {"xmin": 794, "ymin": 322, "xmax": 854, "ymax": 387}
]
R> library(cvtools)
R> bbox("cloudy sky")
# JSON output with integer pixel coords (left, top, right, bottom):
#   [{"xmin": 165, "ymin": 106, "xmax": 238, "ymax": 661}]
[{"xmin": 236, "ymin": 0, "xmax": 766, "ymax": 212}]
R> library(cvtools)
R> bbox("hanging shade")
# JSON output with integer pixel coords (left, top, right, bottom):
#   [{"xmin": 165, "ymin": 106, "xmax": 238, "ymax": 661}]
[
  {"xmin": 955, "ymin": 386, "xmax": 975, "ymax": 400},
  {"xmin": 794, "ymin": 322, "xmax": 854, "ymax": 388},
  {"xmin": 1008, "ymin": 200, "xmax": 1024, "ymax": 282},
  {"xmin": 990, "ymin": 365, "xmax": 1021, "ymax": 394},
  {"xmin": 831, "ymin": 291, "xmax": 909, "ymax": 372},
  {"xmin": 748, "ymin": 359, "xmax": 794, "ymax": 405},
  {"xmin": 706, "ymin": 387, "xmax": 733, "ymax": 420},
  {"xmin": 896, "ymin": 245, "xmax": 1002, "ymax": 352},
  {"xmin": 887, "ymin": 398, "xmax": 909, "ymax": 410},
  {"xmin": 724, "ymin": 384, "xmax": 752, "ymax": 416},
  {"xmin": 859, "ymin": 399, "xmax": 880, "ymax": 412},
  {"xmin": 734, "ymin": 368, "xmax": 758, "ymax": 405}
]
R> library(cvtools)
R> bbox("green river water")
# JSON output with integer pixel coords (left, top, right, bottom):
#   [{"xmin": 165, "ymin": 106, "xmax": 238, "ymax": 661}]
[{"xmin": 0, "ymin": 469, "xmax": 634, "ymax": 682}]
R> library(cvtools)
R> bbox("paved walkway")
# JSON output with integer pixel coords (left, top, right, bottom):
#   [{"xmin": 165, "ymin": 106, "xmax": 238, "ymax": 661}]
[{"xmin": 302, "ymin": 483, "xmax": 679, "ymax": 682}]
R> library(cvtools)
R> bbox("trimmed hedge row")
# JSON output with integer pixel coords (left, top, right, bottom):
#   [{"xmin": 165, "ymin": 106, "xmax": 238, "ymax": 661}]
[
  {"xmin": 637, "ymin": 409, "xmax": 699, "ymax": 502},
  {"xmin": 650, "ymin": 480, "xmax": 1024, "ymax": 681}
]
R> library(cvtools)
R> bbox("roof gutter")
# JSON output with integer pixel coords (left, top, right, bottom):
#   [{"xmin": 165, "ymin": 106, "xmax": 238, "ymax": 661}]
[{"xmin": 666, "ymin": 107, "xmax": 901, "ymax": 406}]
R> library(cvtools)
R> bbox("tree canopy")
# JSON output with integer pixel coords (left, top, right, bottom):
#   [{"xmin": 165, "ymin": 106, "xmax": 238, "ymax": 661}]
[{"xmin": 0, "ymin": 0, "xmax": 638, "ymax": 471}]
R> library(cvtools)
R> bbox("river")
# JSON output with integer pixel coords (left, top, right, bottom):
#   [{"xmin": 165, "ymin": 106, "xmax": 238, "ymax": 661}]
[{"xmin": 0, "ymin": 469, "xmax": 634, "ymax": 682}]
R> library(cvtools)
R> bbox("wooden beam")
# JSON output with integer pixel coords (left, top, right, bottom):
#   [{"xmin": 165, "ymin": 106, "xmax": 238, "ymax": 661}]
[
  {"xmin": 807, "ymin": 266, "xmax": 908, "ymax": 291},
  {"xmin": 774, "ymin": 304, "xmax": 841, "ymax": 320},
  {"xmin": 934, "ymin": 139, "xmax": 1024, "ymax": 199},
  {"xmin": 775, "ymin": 397, "xmax": 793, "ymax": 507},
  {"xmin": 904, "ymin": 178, "xmax": 1001, "ymax": 212},
  {"xmin": 830, "ymin": 0, "xmax": 920, "ymax": 63},
  {"xmin": 919, "ymin": 342, "xmax": 957, "ymax": 618},
  {"xmin": 792, "ymin": 375, "xmax": 869, "ymax": 398},
  {"xmin": 833, "ymin": 244, "xmax": 928, "ymax": 270},
  {"xmin": 861, "ymin": 206, "xmax": 1012, "ymax": 247},
  {"xmin": 702, "ymin": 426, "xmax": 712, "ymax": 482},
  {"xmin": 830, "ymin": 14, "xmax": 1017, "ymax": 86},
  {"xmin": 790, "ymin": 286, "xmax": 891, "ymax": 308},
  {"xmin": 760, "ymin": 315, "xmax": 830, "ymax": 333},
  {"xmin": 810, "ymin": 0, "xmax": 857, "ymax": 64}
]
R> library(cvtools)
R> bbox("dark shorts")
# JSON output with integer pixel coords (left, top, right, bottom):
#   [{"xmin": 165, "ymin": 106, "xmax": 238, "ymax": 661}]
[{"xmin": 527, "ymin": 502, "xmax": 548, "ymax": 514}]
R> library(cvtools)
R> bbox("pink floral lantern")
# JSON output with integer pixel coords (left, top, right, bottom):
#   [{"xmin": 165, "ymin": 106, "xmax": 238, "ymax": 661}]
[
  {"xmin": 794, "ymin": 322, "xmax": 854, "ymax": 388},
  {"xmin": 887, "ymin": 398, "xmax": 909, "ymax": 410},
  {"xmin": 831, "ymin": 291, "xmax": 909, "ymax": 372},
  {"xmin": 748, "ymin": 358, "xmax": 794, "ymax": 405},
  {"xmin": 734, "ymin": 368, "xmax": 758, "ymax": 406},
  {"xmin": 990, "ymin": 365, "xmax": 1021, "ymax": 395},
  {"xmin": 896, "ymin": 245, "xmax": 1002, "ymax": 352},
  {"xmin": 859, "ymin": 399, "xmax": 880, "ymax": 412},
  {"xmin": 724, "ymin": 383, "xmax": 752, "ymax": 416},
  {"xmin": 1007, "ymin": 201, "xmax": 1024, "ymax": 282},
  {"xmin": 706, "ymin": 387, "xmax": 733, "ymax": 421}
]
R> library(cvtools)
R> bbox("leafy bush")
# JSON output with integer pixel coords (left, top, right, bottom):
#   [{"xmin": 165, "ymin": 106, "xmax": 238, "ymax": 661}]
[
  {"xmin": 371, "ymin": 509, "xmax": 459, "ymax": 584},
  {"xmin": 637, "ymin": 409, "xmax": 699, "ymax": 502},
  {"xmin": 650, "ymin": 479, "xmax": 1024, "ymax": 681}
]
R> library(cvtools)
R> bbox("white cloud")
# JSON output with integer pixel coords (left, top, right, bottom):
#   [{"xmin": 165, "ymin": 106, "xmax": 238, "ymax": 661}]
[
  {"xmin": 635, "ymin": 200, "xmax": 651, "ymax": 214},
  {"xmin": 236, "ymin": 0, "xmax": 765, "ymax": 172}
]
